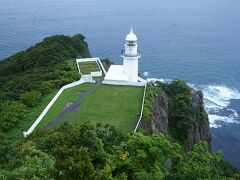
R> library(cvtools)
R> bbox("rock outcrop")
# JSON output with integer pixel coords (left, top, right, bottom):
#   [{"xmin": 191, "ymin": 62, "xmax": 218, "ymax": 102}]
[
  {"xmin": 139, "ymin": 85, "xmax": 212, "ymax": 151},
  {"xmin": 150, "ymin": 89, "xmax": 169, "ymax": 134},
  {"xmin": 187, "ymin": 90, "xmax": 212, "ymax": 150}
]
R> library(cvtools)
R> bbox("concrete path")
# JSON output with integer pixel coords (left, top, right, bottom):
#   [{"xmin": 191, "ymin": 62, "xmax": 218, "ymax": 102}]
[{"xmin": 45, "ymin": 81, "xmax": 102, "ymax": 130}]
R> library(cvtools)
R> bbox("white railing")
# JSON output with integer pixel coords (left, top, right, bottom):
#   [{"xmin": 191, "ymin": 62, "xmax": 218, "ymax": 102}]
[
  {"xmin": 23, "ymin": 79, "xmax": 85, "ymax": 137},
  {"xmin": 134, "ymin": 83, "xmax": 147, "ymax": 132},
  {"xmin": 97, "ymin": 59, "xmax": 107, "ymax": 75},
  {"xmin": 91, "ymin": 71, "xmax": 102, "ymax": 77},
  {"xmin": 76, "ymin": 57, "xmax": 105, "ymax": 76}
]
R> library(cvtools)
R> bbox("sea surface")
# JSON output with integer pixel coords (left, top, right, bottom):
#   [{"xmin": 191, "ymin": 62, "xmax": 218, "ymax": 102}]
[{"xmin": 1, "ymin": 0, "xmax": 240, "ymax": 168}]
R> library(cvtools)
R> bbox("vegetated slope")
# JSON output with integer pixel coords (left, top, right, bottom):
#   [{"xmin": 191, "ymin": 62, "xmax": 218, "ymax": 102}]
[
  {"xmin": 1, "ymin": 123, "xmax": 239, "ymax": 179},
  {"xmin": 139, "ymin": 80, "xmax": 239, "ymax": 176},
  {"xmin": 0, "ymin": 34, "xmax": 89, "ymax": 134},
  {"xmin": 140, "ymin": 80, "xmax": 211, "ymax": 150},
  {"xmin": 0, "ymin": 34, "xmax": 89, "ymax": 101}
]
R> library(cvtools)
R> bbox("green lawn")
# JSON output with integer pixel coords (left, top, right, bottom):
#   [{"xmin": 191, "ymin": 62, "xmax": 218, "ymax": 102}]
[
  {"xmin": 11, "ymin": 83, "xmax": 143, "ymax": 137},
  {"xmin": 63, "ymin": 84, "xmax": 144, "ymax": 133},
  {"xmin": 78, "ymin": 61, "xmax": 100, "ymax": 74},
  {"xmin": 37, "ymin": 83, "xmax": 94, "ymax": 129}
]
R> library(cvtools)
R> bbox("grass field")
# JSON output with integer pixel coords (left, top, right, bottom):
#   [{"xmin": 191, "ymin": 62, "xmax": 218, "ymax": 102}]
[
  {"xmin": 37, "ymin": 83, "xmax": 144, "ymax": 133},
  {"xmin": 78, "ymin": 61, "xmax": 100, "ymax": 74},
  {"xmin": 10, "ymin": 82, "xmax": 144, "ymax": 138},
  {"xmin": 37, "ymin": 83, "xmax": 94, "ymax": 129},
  {"xmin": 61, "ymin": 84, "xmax": 144, "ymax": 133}
]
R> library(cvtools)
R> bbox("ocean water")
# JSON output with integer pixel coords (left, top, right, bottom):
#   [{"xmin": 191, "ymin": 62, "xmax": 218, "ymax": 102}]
[{"xmin": 1, "ymin": 0, "xmax": 240, "ymax": 168}]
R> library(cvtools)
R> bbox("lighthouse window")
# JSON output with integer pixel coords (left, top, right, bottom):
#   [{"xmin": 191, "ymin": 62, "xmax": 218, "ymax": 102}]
[{"xmin": 127, "ymin": 41, "xmax": 136, "ymax": 46}]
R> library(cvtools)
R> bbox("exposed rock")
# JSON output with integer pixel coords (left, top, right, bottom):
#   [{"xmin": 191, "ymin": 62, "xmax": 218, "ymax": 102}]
[
  {"xmin": 151, "ymin": 90, "xmax": 169, "ymax": 134},
  {"xmin": 139, "ymin": 85, "xmax": 212, "ymax": 151},
  {"xmin": 187, "ymin": 90, "xmax": 212, "ymax": 151}
]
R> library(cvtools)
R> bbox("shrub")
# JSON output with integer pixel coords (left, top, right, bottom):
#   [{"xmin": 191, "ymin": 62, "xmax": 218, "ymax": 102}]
[
  {"xmin": 20, "ymin": 90, "xmax": 42, "ymax": 107},
  {"xmin": 0, "ymin": 101, "xmax": 27, "ymax": 131}
]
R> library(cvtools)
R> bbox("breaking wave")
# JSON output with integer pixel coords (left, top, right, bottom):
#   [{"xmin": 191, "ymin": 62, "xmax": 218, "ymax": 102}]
[
  {"xmin": 203, "ymin": 85, "xmax": 240, "ymax": 107},
  {"xmin": 200, "ymin": 84, "xmax": 240, "ymax": 128},
  {"xmin": 143, "ymin": 71, "xmax": 149, "ymax": 77},
  {"xmin": 146, "ymin": 78, "xmax": 240, "ymax": 128},
  {"xmin": 146, "ymin": 78, "xmax": 172, "ymax": 84}
]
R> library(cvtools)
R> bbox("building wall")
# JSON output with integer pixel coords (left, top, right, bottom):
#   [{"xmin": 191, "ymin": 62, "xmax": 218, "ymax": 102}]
[
  {"xmin": 123, "ymin": 57, "xmax": 138, "ymax": 82},
  {"xmin": 103, "ymin": 79, "xmax": 145, "ymax": 86}
]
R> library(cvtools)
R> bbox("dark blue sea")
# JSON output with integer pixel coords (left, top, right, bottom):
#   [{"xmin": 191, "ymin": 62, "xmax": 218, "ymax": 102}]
[{"xmin": 1, "ymin": 0, "xmax": 240, "ymax": 168}]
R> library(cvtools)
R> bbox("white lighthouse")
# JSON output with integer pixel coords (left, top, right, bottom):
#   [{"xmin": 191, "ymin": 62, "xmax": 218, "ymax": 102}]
[
  {"xmin": 103, "ymin": 28, "xmax": 146, "ymax": 86},
  {"xmin": 122, "ymin": 28, "xmax": 141, "ymax": 82}
]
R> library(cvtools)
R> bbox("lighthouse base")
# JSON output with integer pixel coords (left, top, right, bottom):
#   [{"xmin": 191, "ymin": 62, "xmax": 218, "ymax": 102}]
[{"xmin": 103, "ymin": 65, "xmax": 146, "ymax": 86}]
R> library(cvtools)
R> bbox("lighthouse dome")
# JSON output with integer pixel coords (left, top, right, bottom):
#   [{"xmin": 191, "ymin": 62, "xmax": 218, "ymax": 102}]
[{"xmin": 126, "ymin": 28, "xmax": 137, "ymax": 41}]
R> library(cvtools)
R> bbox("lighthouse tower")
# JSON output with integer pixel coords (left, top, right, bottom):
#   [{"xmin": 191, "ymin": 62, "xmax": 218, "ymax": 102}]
[
  {"xmin": 103, "ymin": 28, "xmax": 145, "ymax": 86},
  {"xmin": 121, "ymin": 28, "xmax": 141, "ymax": 82}
]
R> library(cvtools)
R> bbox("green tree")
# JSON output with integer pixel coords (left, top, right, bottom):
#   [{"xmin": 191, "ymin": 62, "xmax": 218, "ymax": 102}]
[
  {"xmin": 20, "ymin": 90, "xmax": 42, "ymax": 107},
  {"xmin": 176, "ymin": 141, "xmax": 222, "ymax": 180},
  {"xmin": 0, "ymin": 100, "xmax": 27, "ymax": 131},
  {"xmin": 1, "ymin": 123, "xmax": 238, "ymax": 179},
  {"xmin": 112, "ymin": 133, "xmax": 182, "ymax": 179},
  {"xmin": 39, "ymin": 81, "xmax": 55, "ymax": 95},
  {"xmin": 53, "ymin": 145, "xmax": 95, "ymax": 179},
  {"xmin": 0, "ymin": 141, "xmax": 54, "ymax": 179}
]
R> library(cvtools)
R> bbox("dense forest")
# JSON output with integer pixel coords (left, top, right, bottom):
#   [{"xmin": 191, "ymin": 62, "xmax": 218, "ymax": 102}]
[
  {"xmin": 1, "ymin": 122, "xmax": 239, "ymax": 179},
  {"xmin": 0, "ymin": 34, "xmax": 239, "ymax": 179}
]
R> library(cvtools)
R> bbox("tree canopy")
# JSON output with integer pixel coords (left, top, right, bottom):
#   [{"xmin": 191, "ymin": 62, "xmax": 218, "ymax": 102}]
[{"xmin": 1, "ymin": 123, "xmax": 238, "ymax": 179}]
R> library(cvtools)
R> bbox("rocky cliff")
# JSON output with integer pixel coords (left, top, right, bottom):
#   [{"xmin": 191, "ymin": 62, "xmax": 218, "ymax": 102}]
[
  {"xmin": 187, "ymin": 89, "xmax": 212, "ymax": 150},
  {"xmin": 139, "ymin": 81, "xmax": 212, "ymax": 151}
]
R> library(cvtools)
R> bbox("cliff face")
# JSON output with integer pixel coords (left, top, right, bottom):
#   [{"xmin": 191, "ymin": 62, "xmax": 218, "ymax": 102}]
[
  {"xmin": 139, "ymin": 84, "xmax": 212, "ymax": 151},
  {"xmin": 187, "ymin": 90, "xmax": 212, "ymax": 150},
  {"xmin": 150, "ymin": 90, "xmax": 169, "ymax": 134}
]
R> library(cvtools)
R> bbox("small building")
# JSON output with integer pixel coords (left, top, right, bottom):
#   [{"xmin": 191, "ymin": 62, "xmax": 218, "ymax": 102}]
[{"xmin": 103, "ymin": 29, "xmax": 146, "ymax": 86}]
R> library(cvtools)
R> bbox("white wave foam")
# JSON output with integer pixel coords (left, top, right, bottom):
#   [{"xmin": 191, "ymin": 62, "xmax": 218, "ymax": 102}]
[
  {"xmin": 226, "ymin": 108, "xmax": 239, "ymax": 118},
  {"xmin": 202, "ymin": 85, "xmax": 240, "ymax": 107},
  {"xmin": 146, "ymin": 78, "xmax": 165, "ymax": 84},
  {"xmin": 187, "ymin": 83, "xmax": 196, "ymax": 88},
  {"xmin": 201, "ymin": 84, "xmax": 240, "ymax": 128},
  {"xmin": 208, "ymin": 114, "xmax": 240, "ymax": 128},
  {"xmin": 204, "ymin": 99, "xmax": 221, "ymax": 111},
  {"xmin": 146, "ymin": 78, "xmax": 173, "ymax": 84},
  {"xmin": 143, "ymin": 71, "xmax": 149, "ymax": 77}
]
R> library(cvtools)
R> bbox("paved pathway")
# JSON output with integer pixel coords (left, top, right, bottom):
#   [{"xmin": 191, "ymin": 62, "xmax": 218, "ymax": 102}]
[{"xmin": 45, "ymin": 81, "xmax": 102, "ymax": 130}]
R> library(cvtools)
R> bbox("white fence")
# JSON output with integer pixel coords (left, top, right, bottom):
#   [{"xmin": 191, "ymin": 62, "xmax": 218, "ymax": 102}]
[
  {"xmin": 134, "ymin": 83, "xmax": 147, "ymax": 132},
  {"xmin": 23, "ymin": 79, "xmax": 85, "ymax": 137},
  {"xmin": 76, "ymin": 57, "xmax": 104, "ymax": 77},
  {"xmin": 97, "ymin": 59, "xmax": 107, "ymax": 75},
  {"xmin": 91, "ymin": 71, "xmax": 102, "ymax": 77}
]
